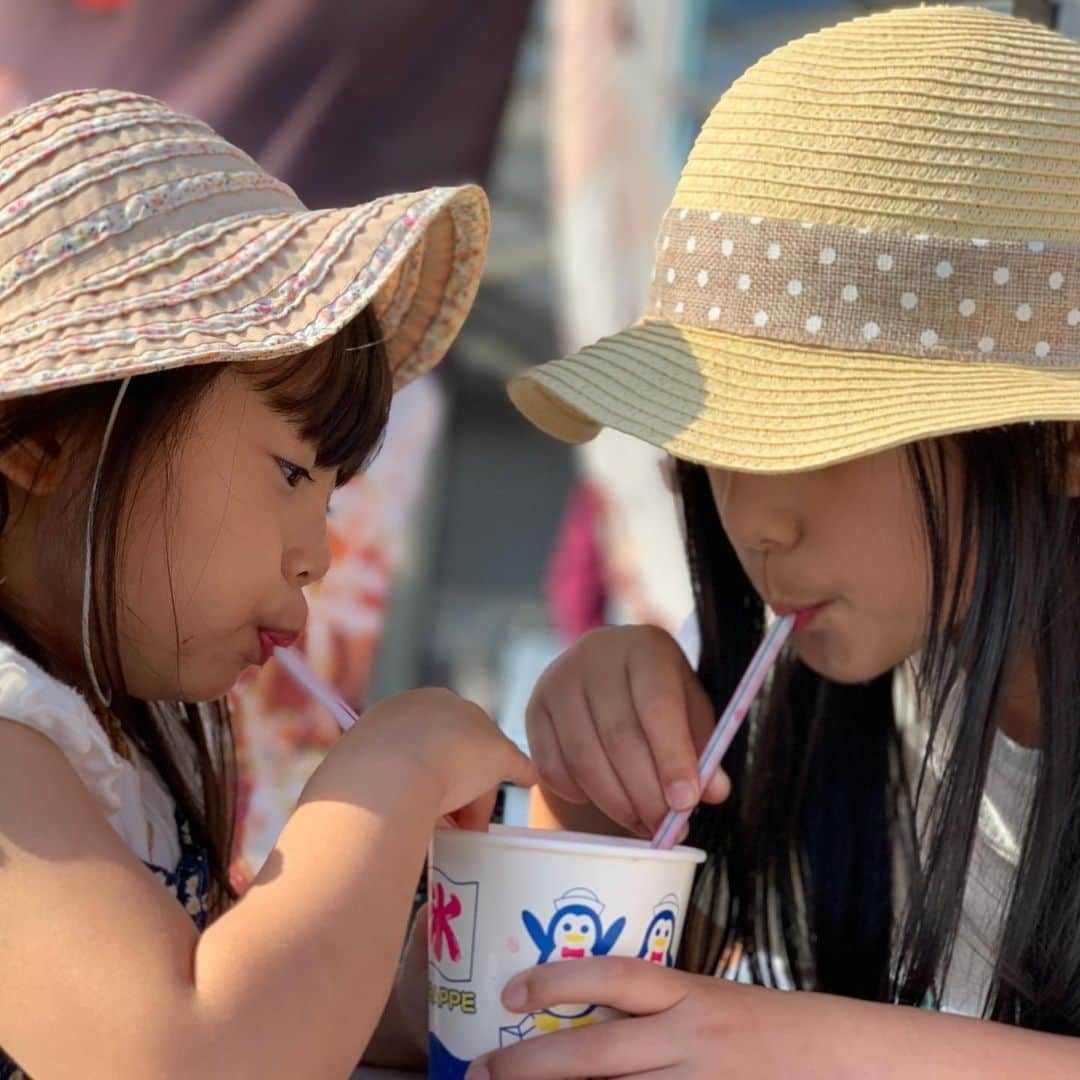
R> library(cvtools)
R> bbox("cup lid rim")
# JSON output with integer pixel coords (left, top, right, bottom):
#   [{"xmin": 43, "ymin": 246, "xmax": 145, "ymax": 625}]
[{"xmin": 434, "ymin": 824, "xmax": 707, "ymax": 864}]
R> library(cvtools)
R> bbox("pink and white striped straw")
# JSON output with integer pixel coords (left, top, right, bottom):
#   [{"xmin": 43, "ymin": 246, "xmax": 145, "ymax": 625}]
[
  {"xmin": 272, "ymin": 645, "xmax": 458, "ymax": 828},
  {"xmin": 650, "ymin": 613, "xmax": 799, "ymax": 851},
  {"xmin": 273, "ymin": 644, "xmax": 360, "ymax": 730}
]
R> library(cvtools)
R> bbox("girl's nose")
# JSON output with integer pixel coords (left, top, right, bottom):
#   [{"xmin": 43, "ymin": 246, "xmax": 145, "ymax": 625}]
[
  {"xmin": 284, "ymin": 518, "xmax": 332, "ymax": 587},
  {"xmin": 709, "ymin": 468, "xmax": 801, "ymax": 554}
]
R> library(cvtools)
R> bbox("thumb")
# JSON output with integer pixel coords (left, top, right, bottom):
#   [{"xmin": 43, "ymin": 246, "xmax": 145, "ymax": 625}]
[
  {"xmin": 685, "ymin": 668, "xmax": 718, "ymax": 757},
  {"xmin": 685, "ymin": 671, "xmax": 731, "ymax": 805},
  {"xmin": 701, "ymin": 766, "xmax": 731, "ymax": 804}
]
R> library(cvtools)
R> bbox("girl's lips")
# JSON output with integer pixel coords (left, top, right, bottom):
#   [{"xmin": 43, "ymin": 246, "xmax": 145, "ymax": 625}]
[
  {"xmin": 258, "ymin": 629, "xmax": 299, "ymax": 664},
  {"xmin": 772, "ymin": 602, "xmax": 828, "ymax": 629}
]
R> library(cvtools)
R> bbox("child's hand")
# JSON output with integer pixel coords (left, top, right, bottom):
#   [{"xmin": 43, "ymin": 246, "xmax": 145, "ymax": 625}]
[
  {"xmin": 465, "ymin": 959, "xmax": 845, "ymax": 1079},
  {"xmin": 309, "ymin": 687, "xmax": 536, "ymax": 820},
  {"xmin": 527, "ymin": 627, "xmax": 727, "ymax": 836}
]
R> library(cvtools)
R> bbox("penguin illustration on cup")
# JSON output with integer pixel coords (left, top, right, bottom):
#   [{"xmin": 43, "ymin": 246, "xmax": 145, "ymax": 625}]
[
  {"xmin": 637, "ymin": 895, "xmax": 680, "ymax": 967},
  {"xmin": 521, "ymin": 886, "xmax": 626, "ymax": 964},
  {"xmin": 503, "ymin": 887, "xmax": 627, "ymax": 1038}
]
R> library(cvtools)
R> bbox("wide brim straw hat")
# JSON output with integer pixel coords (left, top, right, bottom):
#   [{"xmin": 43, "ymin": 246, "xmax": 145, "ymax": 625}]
[
  {"xmin": 0, "ymin": 88, "xmax": 489, "ymax": 400},
  {"xmin": 510, "ymin": 5, "xmax": 1080, "ymax": 473}
]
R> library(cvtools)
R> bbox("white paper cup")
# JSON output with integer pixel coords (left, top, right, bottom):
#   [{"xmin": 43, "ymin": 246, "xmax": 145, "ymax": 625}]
[{"xmin": 426, "ymin": 825, "xmax": 706, "ymax": 1079}]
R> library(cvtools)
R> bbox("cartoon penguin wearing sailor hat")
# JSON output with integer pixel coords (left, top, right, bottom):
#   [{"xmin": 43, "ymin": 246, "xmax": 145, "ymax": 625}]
[
  {"xmin": 522, "ymin": 886, "xmax": 626, "ymax": 965},
  {"xmin": 637, "ymin": 894, "xmax": 680, "ymax": 967},
  {"xmin": 503, "ymin": 887, "xmax": 627, "ymax": 1039}
]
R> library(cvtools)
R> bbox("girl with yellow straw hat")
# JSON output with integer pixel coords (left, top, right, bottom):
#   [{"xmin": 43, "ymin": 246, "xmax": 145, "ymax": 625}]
[
  {"xmin": 474, "ymin": 5, "xmax": 1080, "ymax": 1077},
  {"xmin": 0, "ymin": 89, "xmax": 536, "ymax": 1077}
]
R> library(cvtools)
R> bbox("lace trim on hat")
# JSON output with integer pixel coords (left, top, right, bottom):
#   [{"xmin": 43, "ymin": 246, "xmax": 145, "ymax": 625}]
[{"xmin": 0, "ymin": 167, "xmax": 294, "ymax": 303}]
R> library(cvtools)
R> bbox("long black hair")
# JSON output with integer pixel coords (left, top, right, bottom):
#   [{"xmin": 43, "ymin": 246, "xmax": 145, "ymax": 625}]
[
  {"xmin": 678, "ymin": 423, "xmax": 1080, "ymax": 1030},
  {"xmin": 0, "ymin": 307, "xmax": 391, "ymax": 911}
]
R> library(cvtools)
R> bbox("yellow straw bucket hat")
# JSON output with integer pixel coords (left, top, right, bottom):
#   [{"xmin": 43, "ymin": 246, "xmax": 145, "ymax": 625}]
[
  {"xmin": 510, "ymin": 5, "xmax": 1080, "ymax": 472},
  {"xmin": 0, "ymin": 88, "xmax": 489, "ymax": 400}
]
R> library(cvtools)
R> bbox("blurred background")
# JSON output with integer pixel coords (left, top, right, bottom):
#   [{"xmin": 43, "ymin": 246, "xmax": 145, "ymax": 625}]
[{"xmin": 0, "ymin": 0, "xmax": 1075, "ymax": 877}]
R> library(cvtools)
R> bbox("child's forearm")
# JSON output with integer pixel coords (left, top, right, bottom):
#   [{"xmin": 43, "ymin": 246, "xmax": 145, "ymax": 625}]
[
  {"xmin": 191, "ymin": 755, "xmax": 436, "ymax": 1077},
  {"xmin": 812, "ymin": 992, "xmax": 1080, "ymax": 1078},
  {"xmin": 0, "ymin": 702, "xmax": 524, "ymax": 1079}
]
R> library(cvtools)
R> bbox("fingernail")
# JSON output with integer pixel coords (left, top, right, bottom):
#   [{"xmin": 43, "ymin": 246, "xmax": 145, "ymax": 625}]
[
  {"xmin": 666, "ymin": 780, "xmax": 697, "ymax": 812},
  {"xmin": 502, "ymin": 978, "xmax": 528, "ymax": 1010},
  {"xmin": 466, "ymin": 1058, "xmax": 491, "ymax": 1080}
]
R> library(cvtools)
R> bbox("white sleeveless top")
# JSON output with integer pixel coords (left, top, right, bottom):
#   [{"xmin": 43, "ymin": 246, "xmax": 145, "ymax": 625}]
[
  {"xmin": 0, "ymin": 643, "xmax": 181, "ymax": 868},
  {"xmin": 895, "ymin": 667, "xmax": 1037, "ymax": 1016}
]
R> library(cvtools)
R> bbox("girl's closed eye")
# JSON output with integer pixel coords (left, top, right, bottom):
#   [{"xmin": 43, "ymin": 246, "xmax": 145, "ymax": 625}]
[{"xmin": 275, "ymin": 456, "xmax": 313, "ymax": 488}]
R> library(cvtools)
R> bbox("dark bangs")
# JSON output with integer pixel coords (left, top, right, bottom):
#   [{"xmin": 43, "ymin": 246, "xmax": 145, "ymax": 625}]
[{"xmin": 252, "ymin": 306, "xmax": 392, "ymax": 484}]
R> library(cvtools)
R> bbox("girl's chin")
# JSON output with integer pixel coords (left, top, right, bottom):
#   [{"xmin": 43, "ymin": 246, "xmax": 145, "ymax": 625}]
[
  {"xmin": 792, "ymin": 634, "xmax": 895, "ymax": 685},
  {"xmin": 135, "ymin": 666, "xmax": 247, "ymax": 705}
]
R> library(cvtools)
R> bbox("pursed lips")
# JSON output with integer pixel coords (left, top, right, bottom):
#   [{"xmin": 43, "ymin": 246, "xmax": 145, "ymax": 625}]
[
  {"xmin": 255, "ymin": 628, "xmax": 301, "ymax": 665},
  {"xmin": 770, "ymin": 600, "xmax": 829, "ymax": 627}
]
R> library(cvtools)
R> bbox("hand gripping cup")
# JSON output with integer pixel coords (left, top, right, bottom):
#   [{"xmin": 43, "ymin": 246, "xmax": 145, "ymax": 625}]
[{"xmin": 426, "ymin": 825, "xmax": 706, "ymax": 1078}]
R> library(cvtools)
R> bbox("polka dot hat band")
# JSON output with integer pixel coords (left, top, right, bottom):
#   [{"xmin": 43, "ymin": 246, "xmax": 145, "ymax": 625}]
[
  {"xmin": 0, "ymin": 89, "xmax": 490, "ymax": 401},
  {"xmin": 509, "ymin": 5, "xmax": 1080, "ymax": 473}
]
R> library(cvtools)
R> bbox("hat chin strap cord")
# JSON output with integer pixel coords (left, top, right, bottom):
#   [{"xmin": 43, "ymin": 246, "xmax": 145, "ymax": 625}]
[{"xmin": 82, "ymin": 376, "xmax": 130, "ymax": 712}]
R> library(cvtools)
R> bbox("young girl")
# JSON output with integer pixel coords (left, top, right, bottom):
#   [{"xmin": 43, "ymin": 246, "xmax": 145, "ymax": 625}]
[
  {"xmin": 475, "ymin": 6, "xmax": 1080, "ymax": 1077},
  {"xmin": 0, "ymin": 89, "xmax": 535, "ymax": 1077}
]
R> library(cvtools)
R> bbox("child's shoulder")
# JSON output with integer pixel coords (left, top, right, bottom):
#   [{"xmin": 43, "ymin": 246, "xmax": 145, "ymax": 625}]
[
  {"xmin": 0, "ymin": 642, "xmax": 99, "ymax": 734},
  {"xmin": 0, "ymin": 644, "xmax": 175, "ymax": 863},
  {"xmin": 0, "ymin": 641, "xmax": 121, "ymax": 785}
]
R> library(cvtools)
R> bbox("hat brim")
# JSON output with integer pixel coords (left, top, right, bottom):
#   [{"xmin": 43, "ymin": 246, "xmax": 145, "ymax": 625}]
[
  {"xmin": 0, "ymin": 184, "xmax": 488, "ymax": 399},
  {"xmin": 509, "ymin": 318, "xmax": 1080, "ymax": 473}
]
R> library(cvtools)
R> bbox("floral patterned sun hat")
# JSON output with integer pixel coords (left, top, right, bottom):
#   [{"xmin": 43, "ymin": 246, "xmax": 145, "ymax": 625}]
[{"xmin": 0, "ymin": 88, "xmax": 489, "ymax": 399}]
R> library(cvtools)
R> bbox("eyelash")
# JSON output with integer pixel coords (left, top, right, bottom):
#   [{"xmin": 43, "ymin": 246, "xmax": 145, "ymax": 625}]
[{"xmin": 276, "ymin": 457, "xmax": 314, "ymax": 488}]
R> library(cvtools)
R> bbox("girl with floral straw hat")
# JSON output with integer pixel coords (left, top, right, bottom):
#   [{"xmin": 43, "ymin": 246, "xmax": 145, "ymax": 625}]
[
  {"xmin": 0, "ymin": 88, "xmax": 535, "ymax": 1077},
  {"xmin": 474, "ymin": 6, "xmax": 1080, "ymax": 1078}
]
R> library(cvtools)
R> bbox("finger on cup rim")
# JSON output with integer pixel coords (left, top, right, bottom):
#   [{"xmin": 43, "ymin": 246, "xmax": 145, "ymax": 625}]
[{"xmin": 501, "ymin": 739, "xmax": 539, "ymax": 791}]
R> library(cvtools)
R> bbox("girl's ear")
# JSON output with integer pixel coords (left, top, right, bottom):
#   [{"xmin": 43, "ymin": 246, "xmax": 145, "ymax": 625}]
[
  {"xmin": 1068, "ymin": 424, "xmax": 1080, "ymax": 499},
  {"xmin": 0, "ymin": 436, "xmax": 65, "ymax": 495}
]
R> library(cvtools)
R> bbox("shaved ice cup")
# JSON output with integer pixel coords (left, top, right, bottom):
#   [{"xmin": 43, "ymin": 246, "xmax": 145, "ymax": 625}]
[{"xmin": 427, "ymin": 825, "xmax": 706, "ymax": 1079}]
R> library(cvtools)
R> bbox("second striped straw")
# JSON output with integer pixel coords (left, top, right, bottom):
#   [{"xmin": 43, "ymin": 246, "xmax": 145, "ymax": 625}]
[{"xmin": 651, "ymin": 611, "xmax": 806, "ymax": 850}]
